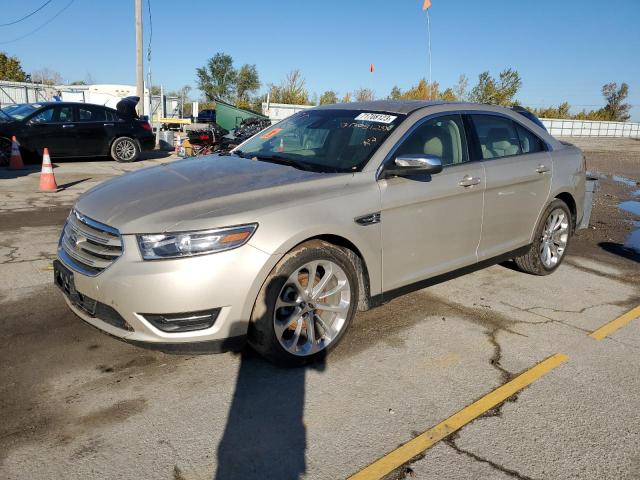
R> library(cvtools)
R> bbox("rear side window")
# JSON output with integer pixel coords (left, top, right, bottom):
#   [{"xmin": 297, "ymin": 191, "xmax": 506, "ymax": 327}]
[
  {"xmin": 515, "ymin": 124, "xmax": 546, "ymax": 154},
  {"xmin": 470, "ymin": 115, "xmax": 521, "ymax": 160},
  {"xmin": 78, "ymin": 105, "xmax": 107, "ymax": 122}
]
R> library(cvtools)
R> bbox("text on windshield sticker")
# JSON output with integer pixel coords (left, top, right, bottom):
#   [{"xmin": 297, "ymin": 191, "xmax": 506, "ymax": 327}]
[{"xmin": 354, "ymin": 113, "xmax": 397, "ymax": 124}]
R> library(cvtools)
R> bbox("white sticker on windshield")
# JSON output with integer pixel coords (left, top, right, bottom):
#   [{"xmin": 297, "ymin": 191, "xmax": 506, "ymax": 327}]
[{"xmin": 354, "ymin": 113, "xmax": 397, "ymax": 124}]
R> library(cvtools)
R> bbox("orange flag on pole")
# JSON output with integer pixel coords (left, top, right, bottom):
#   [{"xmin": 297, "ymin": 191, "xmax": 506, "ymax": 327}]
[{"xmin": 423, "ymin": 0, "xmax": 431, "ymax": 10}]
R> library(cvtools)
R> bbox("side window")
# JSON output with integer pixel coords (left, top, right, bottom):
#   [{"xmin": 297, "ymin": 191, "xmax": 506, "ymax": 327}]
[
  {"xmin": 394, "ymin": 114, "xmax": 469, "ymax": 166},
  {"xmin": 78, "ymin": 106, "xmax": 107, "ymax": 122},
  {"xmin": 58, "ymin": 106, "xmax": 74, "ymax": 123},
  {"xmin": 30, "ymin": 107, "xmax": 55, "ymax": 123},
  {"xmin": 515, "ymin": 124, "xmax": 545, "ymax": 154},
  {"xmin": 471, "ymin": 115, "xmax": 522, "ymax": 159}
]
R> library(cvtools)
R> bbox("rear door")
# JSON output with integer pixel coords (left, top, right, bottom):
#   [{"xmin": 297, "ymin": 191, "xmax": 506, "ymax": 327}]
[
  {"xmin": 26, "ymin": 105, "xmax": 77, "ymax": 156},
  {"xmin": 379, "ymin": 113, "xmax": 485, "ymax": 292},
  {"xmin": 468, "ymin": 114, "xmax": 552, "ymax": 260},
  {"xmin": 74, "ymin": 105, "xmax": 114, "ymax": 156}
]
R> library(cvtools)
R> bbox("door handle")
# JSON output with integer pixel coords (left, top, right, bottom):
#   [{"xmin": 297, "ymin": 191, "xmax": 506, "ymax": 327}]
[
  {"xmin": 103, "ymin": 123, "xmax": 114, "ymax": 126},
  {"xmin": 458, "ymin": 175, "xmax": 481, "ymax": 187},
  {"xmin": 536, "ymin": 164, "xmax": 550, "ymax": 174},
  {"xmin": 62, "ymin": 124, "xmax": 75, "ymax": 128}
]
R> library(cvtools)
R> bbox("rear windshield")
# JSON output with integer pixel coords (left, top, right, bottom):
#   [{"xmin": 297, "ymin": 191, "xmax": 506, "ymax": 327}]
[{"xmin": 237, "ymin": 109, "xmax": 404, "ymax": 172}]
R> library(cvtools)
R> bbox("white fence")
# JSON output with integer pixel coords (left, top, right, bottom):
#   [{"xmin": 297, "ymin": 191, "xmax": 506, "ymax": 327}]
[{"xmin": 541, "ymin": 118, "xmax": 640, "ymax": 138}]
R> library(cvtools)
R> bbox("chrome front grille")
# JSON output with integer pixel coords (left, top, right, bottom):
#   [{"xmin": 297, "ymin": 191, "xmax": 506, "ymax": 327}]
[{"xmin": 59, "ymin": 210, "xmax": 123, "ymax": 276}]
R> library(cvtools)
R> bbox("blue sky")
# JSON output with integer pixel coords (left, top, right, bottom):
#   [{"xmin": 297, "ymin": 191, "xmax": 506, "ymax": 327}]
[{"xmin": 2, "ymin": 0, "xmax": 639, "ymax": 119}]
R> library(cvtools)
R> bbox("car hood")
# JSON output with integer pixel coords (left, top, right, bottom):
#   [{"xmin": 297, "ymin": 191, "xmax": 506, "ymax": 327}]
[{"xmin": 75, "ymin": 155, "xmax": 351, "ymax": 234}]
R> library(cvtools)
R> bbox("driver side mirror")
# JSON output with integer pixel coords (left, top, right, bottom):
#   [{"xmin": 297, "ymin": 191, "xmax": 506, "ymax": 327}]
[{"xmin": 383, "ymin": 154, "xmax": 443, "ymax": 178}]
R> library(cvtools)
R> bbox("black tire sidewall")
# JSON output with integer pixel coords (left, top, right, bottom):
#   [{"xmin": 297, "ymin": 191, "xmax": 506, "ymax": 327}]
[
  {"xmin": 248, "ymin": 241, "xmax": 359, "ymax": 367},
  {"xmin": 532, "ymin": 199, "xmax": 572, "ymax": 273},
  {"xmin": 111, "ymin": 137, "xmax": 140, "ymax": 162}
]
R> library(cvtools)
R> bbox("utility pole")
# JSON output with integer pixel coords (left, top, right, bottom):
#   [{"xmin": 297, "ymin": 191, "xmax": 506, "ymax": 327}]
[{"xmin": 135, "ymin": 0, "xmax": 144, "ymax": 116}]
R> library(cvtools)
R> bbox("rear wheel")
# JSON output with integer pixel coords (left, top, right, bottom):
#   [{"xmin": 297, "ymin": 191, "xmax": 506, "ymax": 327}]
[
  {"xmin": 248, "ymin": 240, "xmax": 358, "ymax": 366},
  {"xmin": 110, "ymin": 137, "xmax": 140, "ymax": 162},
  {"xmin": 514, "ymin": 199, "xmax": 572, "ymax": 275}
]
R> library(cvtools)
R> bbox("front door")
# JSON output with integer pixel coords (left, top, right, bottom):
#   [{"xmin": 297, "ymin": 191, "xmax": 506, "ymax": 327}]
[
  {"xmin": 379, "ymin": 114, "xmax": 485, "ymax": 292},
  {"xmin": 468, "ymin": 114, "xmax": 552, "ymax": 260},
  {"xmin": 26, "ymin": 105, "xmax": 77, "ymax": 157}
]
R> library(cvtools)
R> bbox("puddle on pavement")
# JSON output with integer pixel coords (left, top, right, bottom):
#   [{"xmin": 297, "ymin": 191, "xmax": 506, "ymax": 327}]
[
  {"xmin": 625, "ymin": 221, "xmax": 640, "ymax": 253},
  {"xmin": 619, "ymin": 201, "xmax": 640, "ymax": 216},
  {"xmin": 611, "ymin": 175, "xmax": 639, "ymax": 188}
]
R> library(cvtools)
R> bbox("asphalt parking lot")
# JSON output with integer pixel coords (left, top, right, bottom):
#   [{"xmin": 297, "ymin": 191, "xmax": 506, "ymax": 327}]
[{"xmin": 1, "ymin": 139, "xmax": 639, "ymax": 480}]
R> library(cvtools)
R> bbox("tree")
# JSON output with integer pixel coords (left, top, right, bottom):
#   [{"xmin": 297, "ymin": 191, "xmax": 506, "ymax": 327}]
[
  {"xmin": 601, "ymin": 82, "xmax": 631, "ymax": 122},
  {"xmin": 393, "ymin": 79, "xmax": 440, "ymax": 100},
  {"xmin": 469, "ymin": 69, "xmax": 521, "ymax": 106},
  {"xmin": 196, "ymin": 53, "xmax": 237, "ymax": 101},
  {"xmin": 319, "ymin": 90, "xmax": 338, "ymax": 105},
  {"xmin": 388, "ymin": 86, "xmax": 402, "ymax": 100},
  {"xmin": 150, "ymin": 85, "xmax": 161, "ymax": 95},
  {"xmin": 30, "ymin": 68, "xmax": 63, "ymax": 85},
  {"xmin": 354, "ymin": 87, "xmax": 375, "ymax": 102},
  {"xmin": 236, "ymin": 64, "xmax": 260, "ymax": 107},
  {"xmin": 341, "ymin": 92, "xmax": 352, "ymax": 103},
  {"xmin": 0, "ymin": 52, "xmax": 27, "ymax": 82},
  {"xmin": 268, "ymin": 70, "xmax": 310, "ymax": 105},
  {"xmin": 439, "ymin": 88, "xmax": 457, "ymax": 102},
  {"xmin": 453, "ymin": 74, "xmax": 469, "ymax": 101}
]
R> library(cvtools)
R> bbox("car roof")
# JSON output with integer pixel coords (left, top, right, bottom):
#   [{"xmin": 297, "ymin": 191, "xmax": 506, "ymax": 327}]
[
  {"xmin": 315, "ymin": 100, "xmax": 451, "ymax": 115},
  {"xmin": 314, "ymin": 100, "xmax": 521, "ymax": 116},
  {"xmin": 25, "ymin": 102, "xmax": 115, "ymax": 110}
]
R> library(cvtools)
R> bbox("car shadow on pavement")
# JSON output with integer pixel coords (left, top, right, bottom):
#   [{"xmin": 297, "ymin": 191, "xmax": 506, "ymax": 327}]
[
  {"xmin": 214, "ymin": 273, "xmax": 326, "ymax": 480},
  {"xmin": 0, "ymin": 165, "xmax": 41, "ymax": 179},
  {"xmin": 214, "ymin": 350, "xmax": 323, "ymax": 480},
  {"xmin": 598, "ymin": 241, "xmax": 640, "ymax": 263}
]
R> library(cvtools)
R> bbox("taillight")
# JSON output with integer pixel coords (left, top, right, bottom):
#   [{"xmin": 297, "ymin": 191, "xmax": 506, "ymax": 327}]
[{"xmin": 141, "ymin": 121, "xmax": 152, "ymax": 132}]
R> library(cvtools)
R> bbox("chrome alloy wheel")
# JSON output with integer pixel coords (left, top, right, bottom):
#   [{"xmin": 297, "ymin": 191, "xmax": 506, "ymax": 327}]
[
  {"xmin": 274, "ymin": 260, "xmax": 351, "ymax": 356},
  {"xmin": 540, "ymin": 208, "xmax": 569, "ymax": 268},
  {"xmin": 115, "ymin": 139, "xmax": 136, "ymax": 161}
]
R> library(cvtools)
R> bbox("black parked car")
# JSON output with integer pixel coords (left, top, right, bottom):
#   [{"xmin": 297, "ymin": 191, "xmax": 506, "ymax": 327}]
[
  {"xmin": 196, "ymin": 109, "xmax": 216, "ymax": 124},
  {"xmin": 0, "ymin": 97, "xmax": 155, "ymax": 164}
]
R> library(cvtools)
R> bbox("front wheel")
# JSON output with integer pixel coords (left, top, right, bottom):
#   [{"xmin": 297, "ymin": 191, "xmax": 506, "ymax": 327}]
[
  {"xmin": 110, "ymin": 137, "xmax": 140, "ymax": 162},
  {"xmin": 514, "ymin": 199, "xmax": 572, "ymax": 275},
  {"xmin": 248, "ymin": 240, "xmax": 359, "ymax": 366}
]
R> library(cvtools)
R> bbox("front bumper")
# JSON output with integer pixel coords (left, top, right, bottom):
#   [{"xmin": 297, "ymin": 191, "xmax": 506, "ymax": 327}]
[{"xmin": 56, "ymin": 235, "xmax": 280, "ymax": 347}]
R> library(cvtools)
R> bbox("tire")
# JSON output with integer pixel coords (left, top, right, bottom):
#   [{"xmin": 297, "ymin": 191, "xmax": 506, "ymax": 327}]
[
  {"xmin": 248, "ymin": 240, "xmax": 359, "ymax": 367},
  {"xmin": 514, "ymin": 199, "xmax": 572, "ymax": 275},
  {"xmin": 110, "ymin": 137, "xmax": 140, "ymax": 162}
]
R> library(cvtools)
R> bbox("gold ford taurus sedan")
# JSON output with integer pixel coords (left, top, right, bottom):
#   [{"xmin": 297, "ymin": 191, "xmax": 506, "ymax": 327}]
[{"xmin": 54, "ymin": 101, "xmax": 588, "ymax": 366}]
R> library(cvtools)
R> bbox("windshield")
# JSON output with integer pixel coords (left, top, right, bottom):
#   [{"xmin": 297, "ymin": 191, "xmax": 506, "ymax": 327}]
[
  {"xmin": 4, "ymin": 103, "xmax": 41, "ymax": 120},
  {"xmin": 236, "ymin": 109, "xmax": 405, "ymax": 173}
]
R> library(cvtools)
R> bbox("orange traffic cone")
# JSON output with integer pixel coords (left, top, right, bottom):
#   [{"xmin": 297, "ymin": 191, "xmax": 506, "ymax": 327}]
[
  {"xmin": 8, "ymin": 136, "xmax": 24, "ymax": 170},
  {"xmin": 39, "ymin": 148, "xmax": 58, "ymax": 192}
]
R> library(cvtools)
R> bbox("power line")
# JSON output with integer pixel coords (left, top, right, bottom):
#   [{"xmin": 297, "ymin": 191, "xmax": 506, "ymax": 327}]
[
  {"xmin": 0, "ymin": 0, "xmax": 74, "ymax": 45},
  {"xmin": 0, "ymin": 0, "xmax": 53, "ymax": 27}
]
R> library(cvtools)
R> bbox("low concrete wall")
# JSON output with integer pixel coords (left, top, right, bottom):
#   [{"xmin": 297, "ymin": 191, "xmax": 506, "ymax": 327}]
[{"xmin": 541, "ymin": 118, "xmax": 640, "ymax": 138}]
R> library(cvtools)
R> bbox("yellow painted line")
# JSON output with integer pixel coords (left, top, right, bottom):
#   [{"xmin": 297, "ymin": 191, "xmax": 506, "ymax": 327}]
[
  {"xmin": 589, "ymin": 305, "xmax": 640, "ymax": 340},
  {"xmin": 348, "ymin": 353, "xmax": 569, "ymax": 480}
]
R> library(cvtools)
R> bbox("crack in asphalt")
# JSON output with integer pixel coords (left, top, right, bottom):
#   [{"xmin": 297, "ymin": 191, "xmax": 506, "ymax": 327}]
[
  {"xmin": 500, "ymin": 301, "xmax": 597, "ymax": 333},
  {"xmin": 445, "ymin": 435, "xmax": 538, "ymax": 480}
]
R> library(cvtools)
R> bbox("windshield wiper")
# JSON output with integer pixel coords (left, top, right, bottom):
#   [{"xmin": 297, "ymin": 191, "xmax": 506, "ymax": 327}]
[{"xmin": 244, "ymin": 154, "xmax": 318, "ymax": 172}]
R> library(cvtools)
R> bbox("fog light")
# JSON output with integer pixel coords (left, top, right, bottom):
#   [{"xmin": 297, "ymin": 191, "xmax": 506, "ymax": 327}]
[{"xmin": 141, "ymin": 308, "xmax": 220, "ymax": 333}]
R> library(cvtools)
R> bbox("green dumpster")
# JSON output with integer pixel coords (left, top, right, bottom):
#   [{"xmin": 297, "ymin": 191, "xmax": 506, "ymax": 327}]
[{"xmin": 214, "ymin": 99, "xmax": 268, "ymax": 131}]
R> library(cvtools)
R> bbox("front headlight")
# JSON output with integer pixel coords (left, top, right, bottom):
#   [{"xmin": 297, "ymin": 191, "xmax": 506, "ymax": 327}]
[{"xmin": 137, "ymin": 223, "xmax": 258, "ymax": 260}]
